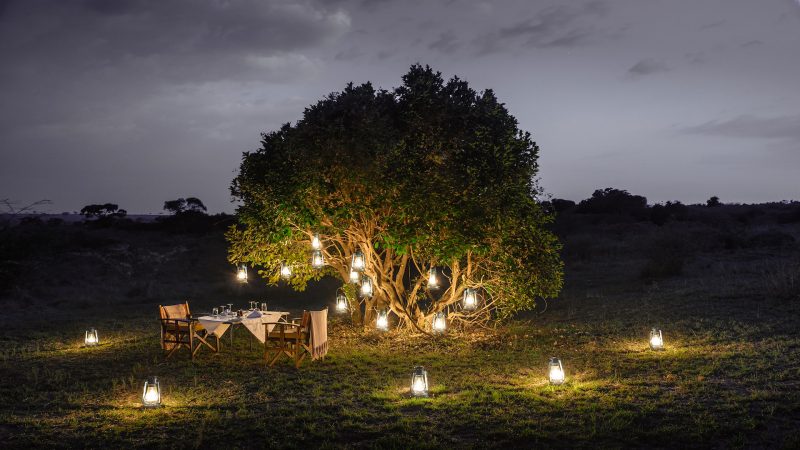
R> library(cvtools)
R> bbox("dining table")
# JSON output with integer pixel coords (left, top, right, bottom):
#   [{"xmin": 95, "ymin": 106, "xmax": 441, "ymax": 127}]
[{"xmin": 196, "ymin": 310, "xmax": 290, "ymax": 350}]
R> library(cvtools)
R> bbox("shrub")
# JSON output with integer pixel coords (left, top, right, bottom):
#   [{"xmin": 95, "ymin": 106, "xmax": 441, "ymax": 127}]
[{"xmin": 577, "ymin": 188, "xmax": 647, "ymax": 217}]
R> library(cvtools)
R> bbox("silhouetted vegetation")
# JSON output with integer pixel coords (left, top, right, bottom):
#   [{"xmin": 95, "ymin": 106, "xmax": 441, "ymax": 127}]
[
  {"xmin": 706, "ymin": 195, "xmax": 722, "ymax": 207},
  {"xmin": 576, "ymin": 188, "xmax": 648, "ymax": 216}
]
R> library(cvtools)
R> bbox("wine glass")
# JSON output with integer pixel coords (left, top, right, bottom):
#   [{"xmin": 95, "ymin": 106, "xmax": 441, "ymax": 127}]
[
  {"xmin": 261, "ymin": 302, "xmax": 267, "ymax": 311},
  {"xmin": 212, "ymin": 307, "xmax": 219, "ymax": 317},
  {"xmin": 227, "ymin": 303, "xmax": 233, "ymax": 315}
]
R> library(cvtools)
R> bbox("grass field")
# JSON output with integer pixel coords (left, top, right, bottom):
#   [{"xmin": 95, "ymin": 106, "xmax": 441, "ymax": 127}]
[{"xmin": 1, "ymin": 211, "xmax": 799, "ymax": 448}]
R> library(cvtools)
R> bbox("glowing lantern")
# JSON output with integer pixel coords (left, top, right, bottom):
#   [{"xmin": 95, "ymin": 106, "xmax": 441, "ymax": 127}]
[
  {"xmin": 463, "ymin": 288, "xmax": 478, "ymax": 311},
  {"xmin": 351, "ymin": 249, "xmax": 365, "ymax": 272},
  {"xmin": 548, "ymin": 357, "xmax": 565, "ymax": 385},
  {"xmin": 427, "ymin": 268, "xmax": 439, "ymax": 289},
  {"xmin": 336, "ymin": 293, "xmax": 349, "ymax": 313},
  {"xmin": 376, "ymin": 309, "xmax": 389, "ymax": 331},
  {"xmin": 142, "ymin": 377, "xmax": 161, "ymax": 407},
  {"xmin": 84, "ymin": 328, "xmax": 99, "ymax": 346},
  {"xmin": 649, "ymin": 328, "xmax": 664, "ymax": 350},
  {"xmin": 280, "ymin": 262, "xmax": 292, "ymax": 280},
  {"xmin": 410, "ymin": 366, "xmax": 429, "ymax": 397},
  {"xmin": 312, "ymin": 250, "xmax": 325, "ymax": 269},
  {"xmin": 236, "ymin": 264, "xmax": 248, "ymax": 282},
  {"xmin": 311, "ymin": 233, "xmax": 321, "ymax": 250},
  {"xmin": 360, "ymin": 275, "xmax": 373, "ymax": 298},
  {"xmin": 349, "ymin": 269, "xmax": 360, "ymax": 283},
  {"xmin": 432, "ymin": 311, "xmax": 447, "ymax": 333}
]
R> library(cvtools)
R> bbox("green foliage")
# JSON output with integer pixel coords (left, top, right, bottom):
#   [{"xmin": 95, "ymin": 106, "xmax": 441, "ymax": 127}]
[{"xmin": 228, "ymin": 65, "xmax": 563, "ymax": 323}]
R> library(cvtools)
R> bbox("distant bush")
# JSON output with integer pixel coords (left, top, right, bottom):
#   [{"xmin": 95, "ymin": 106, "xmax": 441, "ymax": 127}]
[
  {"xmin": 649, "ymin": 201, "xmax": 688, "ymax": 226},
  {"xmin": 542, "ymin": 198, "xmax": 576, "ymax": 214},
  {"xmin": 706, "ymin": 196, "xmax": 722, "ymax": 207},
  {"xmin": 577, "ymin": 188, "xmax": 647, "ymax": 217}
]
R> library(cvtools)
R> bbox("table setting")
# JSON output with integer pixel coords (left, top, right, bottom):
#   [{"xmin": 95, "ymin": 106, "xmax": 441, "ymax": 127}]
[{"xmin": 196, "ymin": 301, "xmax": 289, "ymax": 348}]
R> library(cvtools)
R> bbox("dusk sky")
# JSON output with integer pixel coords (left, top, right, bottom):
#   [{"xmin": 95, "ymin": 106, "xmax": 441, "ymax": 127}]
[{"xmin": 1, "ymin": 0, "xmax": 799, "ymax": 214}]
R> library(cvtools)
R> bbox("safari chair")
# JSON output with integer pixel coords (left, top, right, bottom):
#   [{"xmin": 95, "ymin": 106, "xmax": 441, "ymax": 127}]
[
  {"xmin": 159, "ymin": 302, "xmax": 217, "ymax": 359},
  {"xmin": 264, "ymin": 308, "xmax": 328, "ymax": 368}
]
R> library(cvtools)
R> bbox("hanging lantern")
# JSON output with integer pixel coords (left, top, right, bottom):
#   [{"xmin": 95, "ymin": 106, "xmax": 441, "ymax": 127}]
[
  {"xmin": 142, "ymin": 377, "xmax": 161, "ymax": 407},
  {"xmin": 236, "ymin": 264, "xmax": 248, "ymax": 282},
  {"xmin": 432, "ymin": 311, "xmax": 447, "ymax": 333},
  {"xmin": 463, "ymin": 288, "xmax": 478, "ymax": 311},
  {"xmin": 376, "ymin": 309, "xmax": 389, "ymax": 331},
  {"xmin": 351, "ymin": 249, "xmax": 365, "ymax": 272},
  {"xmin": 312, "ymin": 250, "xmax": 325, "ymax": 269},
  {"xmin": 311, "ymin": 233, "xmax": 321, "ymax": 250},
  {"xmin": 336, "ymin": 293, "xmax": 349, "ymax": 313},
  {"xmin": 548, "ymin": 357, "xmax": 565, "ymax": 385},
  {"xmin": 649, "ymin": 328, "xmax": 664, "ymax": 350},
  {"xmin": 280, "ymin": 262, "xmax": 292, "ymax": 280},
  {"xmin": 349, "ymin": 269, "xmax": 360, "ymax": 283},
  {"xmin": 427, "ymin": 267, "xmax": 439, "ymax": 289},
  {"xmin": 84, "ymin": 328, "xmax": 99, "ymax": 346},
  {"xmin": 360, "ymin": 275, "xmax": 373, "ymax": 298},
  {"xmin": 410, "ymin": 366, "xmax": 429, "ymax": 397}
]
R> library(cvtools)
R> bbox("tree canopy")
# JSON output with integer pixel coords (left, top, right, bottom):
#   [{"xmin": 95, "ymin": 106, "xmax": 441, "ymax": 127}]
[{"xmin": 228, "ymin": 65, "xmax": 563, "ymax": 331}]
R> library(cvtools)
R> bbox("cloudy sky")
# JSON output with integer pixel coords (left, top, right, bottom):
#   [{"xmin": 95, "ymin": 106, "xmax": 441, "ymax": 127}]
[{"xmin": 1, "ymin": 0, "xmax": 799, "ymax": 213}]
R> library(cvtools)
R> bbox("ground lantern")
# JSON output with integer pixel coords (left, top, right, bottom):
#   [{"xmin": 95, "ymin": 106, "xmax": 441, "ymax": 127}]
[
  {"xmin": 410, "ymin": 366, "xmax": 429, "ymax": 397},
  {"xmin": 649, "ymin": 328, "xmax": 664, "ymax": 350},
  {"xmin": 548, "ymin": 357, "xmax": 565, "ymax": 385},
  {"xmin": 142, "ymin": 377, "xmax": 161, "ymax": 407},
  {"xmin": 84, "ymin": 328, "xmax": 99, "ymax": 346}
]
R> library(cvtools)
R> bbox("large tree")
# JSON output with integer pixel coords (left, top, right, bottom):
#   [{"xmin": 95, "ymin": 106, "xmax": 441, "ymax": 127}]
[{"xmin": 227, "ymin": 65, "xmax": 562, "ymax": 332}]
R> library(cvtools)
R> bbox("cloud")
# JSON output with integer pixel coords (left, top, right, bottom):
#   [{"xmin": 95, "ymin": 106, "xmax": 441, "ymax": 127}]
[
  {"xmin": 428, "ymin": 30, "xmax": 460, "ymax": 53},
  {"xmin": 627, "ymin": 58, "xmax": 669, "ymax": 77},
  {"xmin": 0, "ymin": 0, "xmax": 351, "ymax": 84},
  {"xmin": 684, "ymin": 114, "xmax": 800, "ymax": 141},
  {"xmin": 472, "ymin": 1, "xmax": 609, "ymax": 55}
]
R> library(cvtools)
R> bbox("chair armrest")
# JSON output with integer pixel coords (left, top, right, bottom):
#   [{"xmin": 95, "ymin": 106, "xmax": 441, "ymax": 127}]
[{"xmin": 161, "ymin": 318, "xmax": 192, "ymax": 324}]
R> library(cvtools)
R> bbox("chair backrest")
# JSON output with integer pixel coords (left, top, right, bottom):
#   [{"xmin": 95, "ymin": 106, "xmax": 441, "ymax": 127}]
[{"xmin": 160, "ymin": 302, "xmax": 190, "ymax": 320}]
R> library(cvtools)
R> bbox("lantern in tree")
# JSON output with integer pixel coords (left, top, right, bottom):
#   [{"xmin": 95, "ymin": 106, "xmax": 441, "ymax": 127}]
[
  {"xmin": 236, "ymin": 264, "xmax": 248, "ymax": 282},
  {"xmin": 311, "ymin": 233, "xmax": 321, "ymax": 250},
  {"xmin": 360, "ymin": 275, "xmax": 373, "ymax": 298},
  {"xmin": 142, "ymin": 377, "xmax": 161, "ymax": 407},
  {"xmin": 432, "ymin": 311, "xmax": 447, "ymax": 333},
  {"xmin": 649, "ymin": 328, "xmax": 664, "ymax": 350},
  {"xmin": 336, "ymin": 293, "xmax": 349, "ymax": 313},
  {"xmin": 427, "ymin": 267, "xmax": 439, "ymax": 289},
  {"xmin": 280, "ymin": 262, "xmax": 292, "ymax": 280},
  {"xmin": 410, "ymin": 366, "xmax": 429, "ymax": 397},
  {"xmin": 312, "ymin": 250, "xmax": 324, "ymax": 269},
  {"xmin": 84, "ymin": 328, "xmax": 99, "ymax": 346},
  {"xmin": 463, "ymin": 288, "xmax": 478, "ymax": 311},
  {"xmin": 376, "ymin": 309, "xmax": 389, "ymax": 331},
  {"xmin": 351, "ymin": 249, "xmax": 365, "ymax": 272},
  {"xmin": 349, "ymin": 269, "xmax": 360, "ymax": 283},
  {"xmin": 548, "ymin": 357, "xmax": 565, "ymax": 385}
]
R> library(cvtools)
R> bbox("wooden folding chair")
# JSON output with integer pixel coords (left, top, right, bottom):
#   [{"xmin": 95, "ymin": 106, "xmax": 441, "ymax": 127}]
[
  {"xmin": 264, "ymin": 309, "xmax": 326, "ymax": 368},
  {"xmin": 159, "ymin": 302, "xmax": 217, "ymax": 359}
]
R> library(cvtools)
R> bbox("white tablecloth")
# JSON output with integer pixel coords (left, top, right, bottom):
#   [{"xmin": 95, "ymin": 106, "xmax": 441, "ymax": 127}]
[
  {"xmin": 197, "ymin": 311, "xmax": 288, "ymax": 342},
  {"xmin": 197, "ymin": 315, "xmax": 235, "ymax": 337},
  {"xmin": 241, "ymin": 311, "xmax": 289, "ymax": 343}
]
